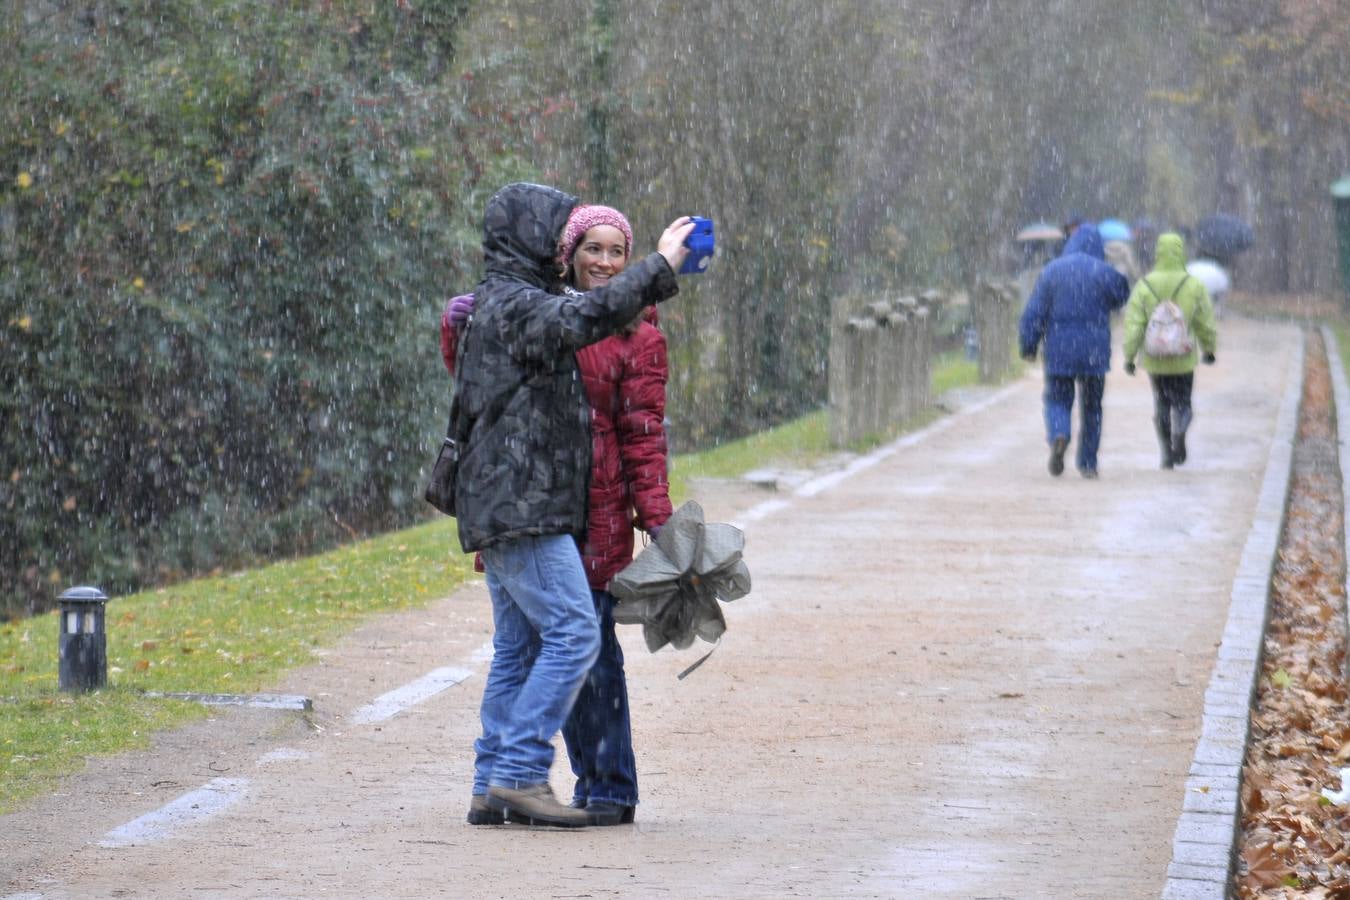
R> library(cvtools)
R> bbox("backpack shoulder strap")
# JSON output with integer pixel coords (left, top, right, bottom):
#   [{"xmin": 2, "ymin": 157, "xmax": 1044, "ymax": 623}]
[
  {"xmin": 1168, "ymin": 274, "xmax": 1189, "ymax": 302},
  {"xmin": 1140, "ymin": 278, "xmax": 1163, "ymax": 313}
]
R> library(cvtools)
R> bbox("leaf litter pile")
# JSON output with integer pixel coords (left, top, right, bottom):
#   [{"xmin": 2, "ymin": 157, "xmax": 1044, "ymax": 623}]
[{"xmin": 1236, "ymin": 331, "xmax": 1350, "ymax": 898}]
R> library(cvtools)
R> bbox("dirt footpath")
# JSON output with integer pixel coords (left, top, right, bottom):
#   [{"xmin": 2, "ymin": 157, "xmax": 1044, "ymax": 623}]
[{"xmin": 2, "ymin": 316, "xmax": 1300, "ymax": 899}]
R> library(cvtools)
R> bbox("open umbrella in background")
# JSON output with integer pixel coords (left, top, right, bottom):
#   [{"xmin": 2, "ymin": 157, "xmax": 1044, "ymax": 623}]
[
  {"xmin": 1185, "ymin": 258, "xmax": 1231, "ymax": 297},
  {"xmin": 1096, "ymin": 218, "xmax": 1132, "ymax": 242},
  {"xmin": 1195, "ymin": 213, "xmax": 1254, "ymax": 262},
  {"xmin": 1186, "ymin": 258, "xmax": 1232, "ymax": 317},
  {"xmin": 611, "ymin": 500, "xmax": 751, "ymax": 678},
  {"xmin": 1015, "ymin": 222, "xmax": 1065, "ymax": 273},
  {"xmin": 1015, "ymin": 222, "xmax": 1064, "ymax": 243}
]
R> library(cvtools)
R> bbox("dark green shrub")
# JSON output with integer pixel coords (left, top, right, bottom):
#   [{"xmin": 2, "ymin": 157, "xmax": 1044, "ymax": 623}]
[{"xmin": 0, "ymin": 2, "xmax": 515, "ymax": 617}]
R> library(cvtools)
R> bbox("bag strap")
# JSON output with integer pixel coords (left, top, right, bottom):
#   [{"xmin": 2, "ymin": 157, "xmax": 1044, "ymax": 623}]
[
  {"xmin": 1141, "ymin": 275, "xmax": 1190, "ymax": 311},
  {"xmin": 448, "ymin": 317, "xmax": 477, "ymax": 443},
  {"xmin": 1141, "ymin": 277, "xmax": 1161, "ymax": 304},
  {"xmin": 443, "ymin": 392, "xmax": 464, "ymax": 442},
  {"xmin": 1139, "ymin": 274, "xmax": 1192, "ymax": 359}
]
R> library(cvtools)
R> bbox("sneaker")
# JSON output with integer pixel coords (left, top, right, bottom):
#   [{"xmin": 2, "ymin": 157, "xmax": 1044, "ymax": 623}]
[
  {"xmin": 467, "ymin": 794, "xmax": 505, "ymax": 826},
  {"xmin": 1079, "ymin": 468, "xmax": 1098, "ymax": 479},
  {"xmin": 1048, "ymin": 437, "xmax": 1067, "ymax": 477},
  {"xmin": 487, "ymin": 784, "xmax": 589, "ymax": 828},
  {"xmin": 583, "ymin": 802, "xmax": 636, "ymax": 826}
]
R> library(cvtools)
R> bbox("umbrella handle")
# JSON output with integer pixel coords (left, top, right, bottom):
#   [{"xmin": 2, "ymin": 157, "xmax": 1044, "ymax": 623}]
[{"xmin": 676, "ymin": 638, "xmax": 720, "ymax": 680}]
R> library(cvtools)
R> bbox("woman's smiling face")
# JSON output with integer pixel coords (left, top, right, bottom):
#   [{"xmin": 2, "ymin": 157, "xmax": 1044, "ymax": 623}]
[{"xmin": 572, "ymin": 224, "xmax": 629, "ymax": 289}]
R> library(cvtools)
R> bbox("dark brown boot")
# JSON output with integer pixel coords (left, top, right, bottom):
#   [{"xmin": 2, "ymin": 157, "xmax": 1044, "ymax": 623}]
[
  {"xmin": 583, "ymin": 802, "xmax": 636, "ymax": 826},
  {"xmin": 467, "ymin": 794, "xmax": 505, "ymax": 826}
]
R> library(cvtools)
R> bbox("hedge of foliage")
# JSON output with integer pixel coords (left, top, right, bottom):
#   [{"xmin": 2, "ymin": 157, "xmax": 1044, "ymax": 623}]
[{"xmin": 0, "ymin": 1, "xmax": 518, "ymax": 616}]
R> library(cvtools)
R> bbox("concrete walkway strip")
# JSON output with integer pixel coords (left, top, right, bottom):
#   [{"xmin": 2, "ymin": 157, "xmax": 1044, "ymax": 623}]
[
  {"xmin": 347, "ymin": 666, "xmax": 474, "ymax": 725},
  {"xmin": 97, "ymin": 778, "xmax": 249, "ymax": 849},
  {"xmin": 794, "ymin": 383, "xmax": 1021, "ymax": 500},
  {"xmin": 143, "ymin": 692, "xmax": 312, "ymax": 711},
  {"xmin": 1161, "ymin": 332, "xmax": 1305, "ymax": 900}
]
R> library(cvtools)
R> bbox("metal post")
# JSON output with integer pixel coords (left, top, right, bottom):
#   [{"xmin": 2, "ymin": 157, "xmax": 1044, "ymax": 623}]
[{"xmin": 1332, "ymin": 177, "xmax": 1350, "ymax": 297}]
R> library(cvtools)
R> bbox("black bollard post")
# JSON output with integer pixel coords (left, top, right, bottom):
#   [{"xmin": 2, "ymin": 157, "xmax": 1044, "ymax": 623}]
[
  {"xmin": 1333, "ymin": 176, "xmax": 1350, "ymax": 297},
  {"xmin": 57, "ymin": 586, "xmax": 109, "ymax": 692}
]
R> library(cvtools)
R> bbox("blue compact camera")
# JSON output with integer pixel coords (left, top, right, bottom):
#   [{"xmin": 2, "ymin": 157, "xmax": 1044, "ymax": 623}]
[{"xmin": 680, "ymin": 216, "xmax": 715, "ymax": 274}]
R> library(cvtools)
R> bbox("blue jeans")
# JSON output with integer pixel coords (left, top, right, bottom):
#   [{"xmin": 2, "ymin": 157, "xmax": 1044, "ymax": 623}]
[
  {"xmin": 562, "ymin": 590, "xmax": 638, "ymax": 807},
  {"xmin": 1043, "ymin": 374, "xmax": 1105, "ymax": 471},
  {"xmin": 472, "ymin": 534, "xmax": 600, "ymax": 794}
]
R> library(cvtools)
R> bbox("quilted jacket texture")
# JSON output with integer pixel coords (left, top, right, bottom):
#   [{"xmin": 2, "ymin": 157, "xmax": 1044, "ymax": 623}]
[
  {"xmin": 451, "ymin": 182, "xmax": 678, "ymax": 552},
  {"xmin": 575, "ymin": 311, "xmax": 673, "ymax": 589},
  {"xmin": 443, "ymin": 304, "xmax": 672, "ymax": 589}
]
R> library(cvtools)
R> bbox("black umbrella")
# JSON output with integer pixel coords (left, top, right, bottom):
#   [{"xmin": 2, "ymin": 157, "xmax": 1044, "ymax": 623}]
[
  {"xmin": 1194, "ymin": 214, "xmax": 1254, "ymax": 260},
  {"xmin": 610, "ymin": 500, "xmax": 751, "ymax": 677}
]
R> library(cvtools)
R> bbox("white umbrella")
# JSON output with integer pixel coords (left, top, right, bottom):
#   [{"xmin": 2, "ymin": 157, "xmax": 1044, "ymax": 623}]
[{"xmin": 1186, "ymin": 259, "xmax": 1230, "ymax": 297}]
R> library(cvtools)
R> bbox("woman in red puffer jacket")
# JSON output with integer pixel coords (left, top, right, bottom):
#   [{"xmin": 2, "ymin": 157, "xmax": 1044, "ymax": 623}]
[{"xmin": 441, "ymin": 204, "xmax": 671, "ymax": 827}]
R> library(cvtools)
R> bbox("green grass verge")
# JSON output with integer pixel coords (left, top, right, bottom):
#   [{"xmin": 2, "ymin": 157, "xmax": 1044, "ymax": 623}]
[
  {"xmin": 0, "ymin": 348, "xmax": 986, "ymax": 813},
  {"xmin": 1, "ymin": 520, "xmax": 475, "ymax": 812},
  {"xmin": 668, "ymin": 410, "xmax": 831, "ymax": 502},
  {"xmin": 1332, "ymin": 321, "xmax": 1350, "ymax": 378},
  {"xmin": 666, "ymin": 348, "xmax": 990, "ymax": 498},
  {"xmin": 933, "ymin": 354, "xmax": 981, "ymax": 397}
]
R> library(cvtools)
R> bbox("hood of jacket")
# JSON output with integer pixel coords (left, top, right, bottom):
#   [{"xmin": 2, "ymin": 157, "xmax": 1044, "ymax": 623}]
[
  {"xmin": 481, "ymin": 182, "xmax": 579, "ymax": 290},
  {"xmin": 1153, "ymin": 232, "xmax": 1187, "ymax": 272},
  {"xmin": 1061, "ymin": 223, "xmax": 1105, "ymax": 261}
]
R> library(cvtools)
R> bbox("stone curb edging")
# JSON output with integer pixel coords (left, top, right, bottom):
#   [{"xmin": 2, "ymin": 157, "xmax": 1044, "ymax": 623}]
[
  {"xmin": 142, "ymin": 692, "xmax": 313, "ymax": 711},
  {"xmin": 1161, "ymin": 329, "xmax": 1305, "ymax": 900},
  {"xmin": 1322, "ymin": 325, "xmax": 1350, "ymax": 688}
]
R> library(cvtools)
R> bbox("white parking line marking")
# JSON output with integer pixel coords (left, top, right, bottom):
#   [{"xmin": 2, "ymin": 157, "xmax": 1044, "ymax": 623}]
[
  {"xmin": 98, "ymin": 778, "xmax": 249, "ymax": 848},
  {"xmin": 348, "ymin": 666, "xmax": 473, "ymax": 725},
  {"xmin": 255, "ymin": 747, "xmax": 313, "ymax": 766}
]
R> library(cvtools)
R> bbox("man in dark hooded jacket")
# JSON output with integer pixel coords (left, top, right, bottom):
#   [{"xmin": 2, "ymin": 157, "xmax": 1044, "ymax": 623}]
[
  {"xmin": 1018, "ymin": 223, "xmax": 1130, "ymax": 478},
  {"xmin": 453, "ymin": 182, "xmax": 692, "ymax": 827}
]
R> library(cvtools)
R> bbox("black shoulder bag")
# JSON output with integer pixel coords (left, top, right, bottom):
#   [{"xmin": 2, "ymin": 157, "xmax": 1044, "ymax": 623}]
[
  {"xmin": 424, "ymin": 390, "xmax": 467, "ymax": 517},
  {"xmin": 426, "ymin": 314, "xmax": 472, "ymax": 517}
]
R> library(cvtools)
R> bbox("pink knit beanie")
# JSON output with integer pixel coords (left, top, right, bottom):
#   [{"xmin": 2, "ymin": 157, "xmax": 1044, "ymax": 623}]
[{"xmin": 558, "ymin": 204, "xmax": 634, "ymax": 266}]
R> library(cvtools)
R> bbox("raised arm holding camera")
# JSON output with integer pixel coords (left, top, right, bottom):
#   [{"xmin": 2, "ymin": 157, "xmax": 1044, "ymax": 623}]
[{"xmin": 451, "ymin": 182, "xmax": 692, "ymax": 828}]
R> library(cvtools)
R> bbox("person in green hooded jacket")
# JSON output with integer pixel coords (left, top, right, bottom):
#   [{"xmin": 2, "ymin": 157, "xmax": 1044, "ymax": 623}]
[{"xmin": 1122, "ymin": 232, "xmax": 1219, "ymax": 469}]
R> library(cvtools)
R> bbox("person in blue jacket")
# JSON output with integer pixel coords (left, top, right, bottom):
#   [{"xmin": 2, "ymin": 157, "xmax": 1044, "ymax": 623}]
[{"xmin": 1018, "ymin": 223, "xmax": 1130, "ymax": 478}]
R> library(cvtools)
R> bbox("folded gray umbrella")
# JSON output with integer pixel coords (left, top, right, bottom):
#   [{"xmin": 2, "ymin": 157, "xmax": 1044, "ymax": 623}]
[{"xmin": 611, "ymin": 500, "xmax": 751, "ymax": 673}]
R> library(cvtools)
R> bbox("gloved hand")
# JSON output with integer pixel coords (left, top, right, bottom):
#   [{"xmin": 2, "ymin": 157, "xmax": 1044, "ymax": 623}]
[
  {"xmin": 1202, "ymin": 352, "xmax": 1216, "ymax": 365},
  {"xmin": 447, "ymin": 293, "xmax": 475, "ymax": 327},
  {"xmin": 1021, "ymin": 350, "xmax": 1036, "ymax": 363},
  {"xmin": 1124, "ymin": 360, "xmax": 1136, "ymax": 376}
]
